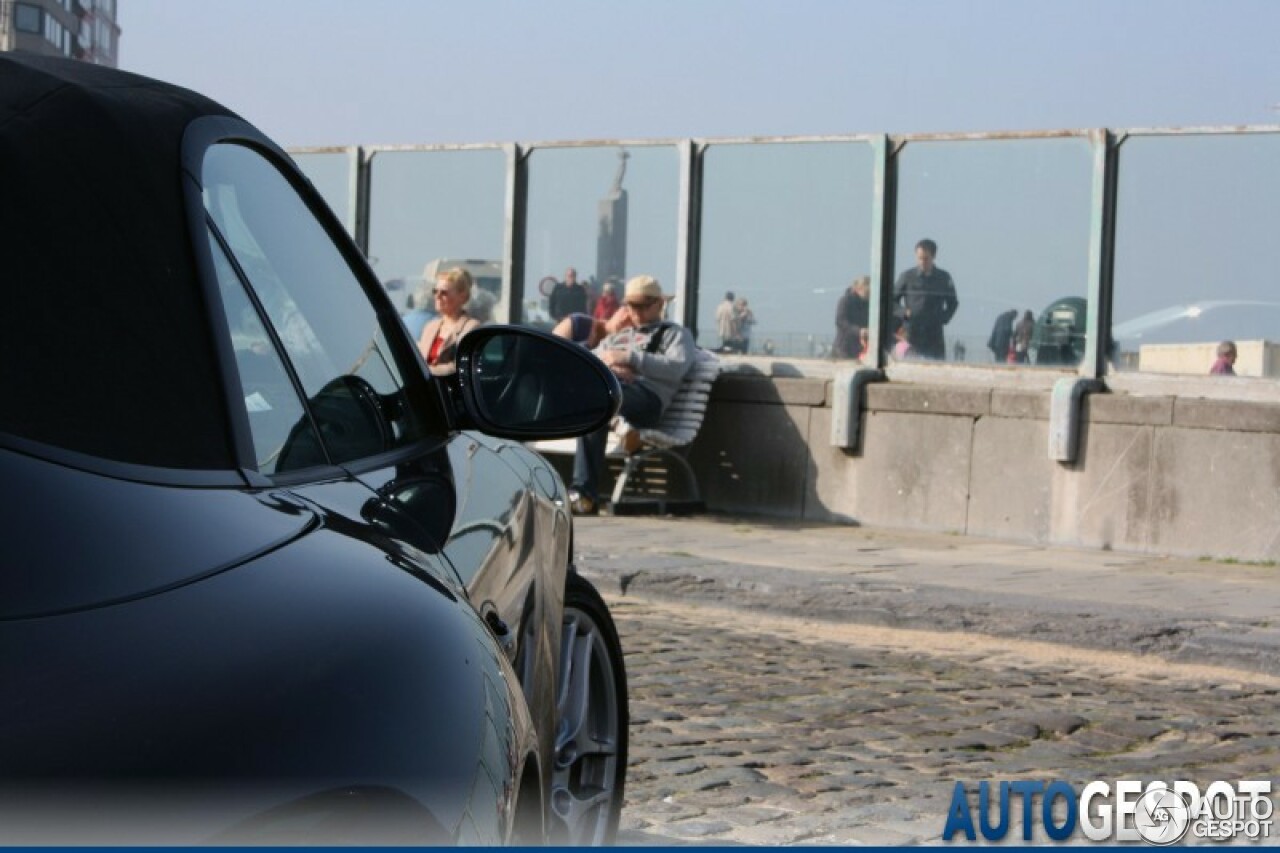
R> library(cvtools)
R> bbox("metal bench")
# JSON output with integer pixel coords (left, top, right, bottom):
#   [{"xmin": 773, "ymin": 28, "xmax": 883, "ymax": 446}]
[{"xmin": 606, "ymin": 348, "xmax": 720, "ymax": 514}]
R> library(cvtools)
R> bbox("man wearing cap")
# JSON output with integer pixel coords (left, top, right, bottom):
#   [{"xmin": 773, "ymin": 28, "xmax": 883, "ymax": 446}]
[{"xmin": 569, "ymin": 275, "xmax": 696, "ymax": 515}]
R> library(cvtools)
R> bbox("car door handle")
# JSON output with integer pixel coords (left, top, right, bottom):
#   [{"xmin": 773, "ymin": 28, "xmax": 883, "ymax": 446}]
[{"xmin": 482, "ymin": 607, "xmax": 517, "ymax": 657}]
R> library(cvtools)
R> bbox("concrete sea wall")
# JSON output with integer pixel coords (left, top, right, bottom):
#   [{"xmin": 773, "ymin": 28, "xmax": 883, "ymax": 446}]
[{"xmin": 686, "ymin": 367, "xmax": 1280, "ymax": 562}]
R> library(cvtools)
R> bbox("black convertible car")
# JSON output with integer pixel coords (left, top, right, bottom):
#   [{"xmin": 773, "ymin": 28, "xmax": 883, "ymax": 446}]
[{"xmin": 0, "ymin": 55, "xmax": 627, "ymax": 845}]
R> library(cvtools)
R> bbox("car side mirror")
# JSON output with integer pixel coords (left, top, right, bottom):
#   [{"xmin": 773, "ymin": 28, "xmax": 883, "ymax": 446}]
[{"xmin": 453, "ymin": 326, "xmax": 622, "ymax": 440}]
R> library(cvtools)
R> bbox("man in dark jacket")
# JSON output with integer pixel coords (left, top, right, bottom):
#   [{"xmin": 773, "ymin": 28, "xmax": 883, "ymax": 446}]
[
  {"xmin": 548, "ymin": 267, "xmax": 589, "ymax": 321},
  {"xmin": 893, "ymin": 239, "xmax": 958, "ymax": 360},
  {"xmin": 987, "ymin": 308, "xmax": 1017, "ymax": 363}
]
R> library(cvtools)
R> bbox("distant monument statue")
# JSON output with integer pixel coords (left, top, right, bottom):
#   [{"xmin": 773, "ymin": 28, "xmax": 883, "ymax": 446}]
[
  {"xmin": 596, "ymin": 149, "xmax": 629, "ymax": 287},
  {"xmin": 609, "ymin": 150, "xmax": 629, "ymax": 195}
]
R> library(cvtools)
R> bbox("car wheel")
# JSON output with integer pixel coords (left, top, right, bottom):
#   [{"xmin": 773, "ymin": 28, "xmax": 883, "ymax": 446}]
[{"xmin": 551, "ymin": 571, "xmax": 628, "ymax": 845}]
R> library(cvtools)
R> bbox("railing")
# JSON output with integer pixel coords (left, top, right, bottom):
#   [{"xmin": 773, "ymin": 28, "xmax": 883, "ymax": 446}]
[{"xmin": 288, "ymin": 126, "xmax": 1280, "ymax": 392}]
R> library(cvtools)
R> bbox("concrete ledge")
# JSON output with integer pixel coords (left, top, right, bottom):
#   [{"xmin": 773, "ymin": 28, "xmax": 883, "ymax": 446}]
[
  {"xmin": 716, "ymin": 355, "xmax": 841, "ymax": 380},
  {"xmin": 709, "ymin": 374, "xmax": 827, "ymax": 407},
  {"xmin": 866, "ymin": 383, "xmax": 991, "ymax": 417},
  {"xmin": 886, "ymin": 362, "xmax": 1070, "ymax": 391},
  {"xmin": 1109, "ymin": 371, "xmax": 1280, "ymax": 404},
  {"xmin": 991, "ymin": 389, "xmax": 1051, "ymax": 421},
  {"xmin": 1081, "ymin": 394, "xmax": 1173, "ymax": 426},
  {"xmin": 1173, "ymin": 398, "xmax": 1280, "ymax": 434}
]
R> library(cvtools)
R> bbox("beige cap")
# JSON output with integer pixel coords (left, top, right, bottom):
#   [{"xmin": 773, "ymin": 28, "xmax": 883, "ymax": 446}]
[{"xmin": 624, "ymin": 274, "xmax": 663, "ymax": 302}]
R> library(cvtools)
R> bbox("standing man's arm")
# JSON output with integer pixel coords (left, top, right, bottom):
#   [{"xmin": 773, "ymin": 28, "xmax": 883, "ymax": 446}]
[
  {"xmin": 890, "ymin": 268, "xmax": 911, "ymax": 312},
  {"xmin": 941, "ymin": 274, "xmax": 959, "ymax": 324}
]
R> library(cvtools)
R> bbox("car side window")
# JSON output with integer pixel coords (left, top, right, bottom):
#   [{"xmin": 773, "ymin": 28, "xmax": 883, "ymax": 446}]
[
  {"xmin": 208, "ymin": 231, "xmax": 324, "ymax": 474},
  {"xmin": 201, "ymin": 143, "xmax": 443, "ymax": 467}
]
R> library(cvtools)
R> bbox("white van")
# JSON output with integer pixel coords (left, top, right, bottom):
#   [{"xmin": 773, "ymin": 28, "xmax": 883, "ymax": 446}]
[{"xmin": 410, "ymin": 258, "xmax": 503, "ymax": 324}]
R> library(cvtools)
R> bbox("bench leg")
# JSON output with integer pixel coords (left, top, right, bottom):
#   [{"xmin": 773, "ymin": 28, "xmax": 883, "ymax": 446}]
[
  {"xmin": 610, "ymin": 454, "xmax": 642, "ymax": 506},
  {"xmin": 610, "ymin": 447, "xmax": 701, "ymax": 508}
]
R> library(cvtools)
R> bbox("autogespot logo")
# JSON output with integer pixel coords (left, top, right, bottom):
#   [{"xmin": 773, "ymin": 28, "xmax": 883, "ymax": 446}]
[
  {"xmin": 1132, "ymin": 787, "xmax": 1191, "ymax": 845},
  {"xmin": 942, "ymin": 779, "xmax": 1273, "ymax": 844}
]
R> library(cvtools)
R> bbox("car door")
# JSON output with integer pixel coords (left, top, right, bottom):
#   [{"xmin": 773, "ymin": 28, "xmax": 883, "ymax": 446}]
[
  {"xmin": 438, "ymin": 431, "xmax": 536, "ymax": 658},
  {"xmin": 345, "ymin": 425, "xmax": 540, "ymax": 672}
]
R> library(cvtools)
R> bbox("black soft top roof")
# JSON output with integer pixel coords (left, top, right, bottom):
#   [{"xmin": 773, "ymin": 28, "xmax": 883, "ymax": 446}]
[{"xmin": 0, "ymin": 54, "xmax": 242, "ymax": 471}]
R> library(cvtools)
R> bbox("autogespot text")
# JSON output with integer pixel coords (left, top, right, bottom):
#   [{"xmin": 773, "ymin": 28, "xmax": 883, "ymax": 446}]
[{"xmin": 943, "ymin": 779, "xmax": 1273, "ymax": 844}]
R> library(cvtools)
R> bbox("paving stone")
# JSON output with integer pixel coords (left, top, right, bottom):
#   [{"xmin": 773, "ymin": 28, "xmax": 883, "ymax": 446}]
[
  {"xmin": 683, "ymin": 766, "xmax": 768, "ymax": 791},
  {"xmin": 720, "ymin": 805, "xmax": 790, "ymax": 827},
  {"xmin": 735, "ymin": 821, "xmax": 849, "ymax": 845},
  {"xmin": 1028, "ymin": 712, "xmax": 1090, "ymax": 735},
  {"xmin": 653, "ymin": 758, "xmax": 712, "ymax": 777},
  {"xmin": 665, "ymin": 819, "xmax": 736, "ymax": 838}
]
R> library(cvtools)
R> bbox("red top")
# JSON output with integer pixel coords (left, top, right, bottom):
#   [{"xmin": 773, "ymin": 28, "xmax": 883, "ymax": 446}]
[
  {"xmin": 594, "ymin": 294, "xmax": 620, "ymax": 321},
  {"xmin": 428, "ymin": 335, "xmax": 446, "ymax": 365}
]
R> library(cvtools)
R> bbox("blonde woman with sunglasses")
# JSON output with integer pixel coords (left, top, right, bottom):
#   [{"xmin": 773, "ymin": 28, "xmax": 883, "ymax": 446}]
[{"xmin": 418, "ymin": 267, "xmax": 481, "ymax": 376}]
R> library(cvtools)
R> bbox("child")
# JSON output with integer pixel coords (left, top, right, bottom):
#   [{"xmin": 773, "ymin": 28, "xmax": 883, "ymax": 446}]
[{"xmin": 892, "ymin": 318, "xmax": 913, "ymax": 361}]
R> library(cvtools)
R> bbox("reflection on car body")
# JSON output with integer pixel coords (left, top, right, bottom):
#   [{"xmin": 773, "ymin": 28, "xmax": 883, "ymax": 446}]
[{"xmin": 0, "ymin": 54, "xmax": 626, "ymax": 845}]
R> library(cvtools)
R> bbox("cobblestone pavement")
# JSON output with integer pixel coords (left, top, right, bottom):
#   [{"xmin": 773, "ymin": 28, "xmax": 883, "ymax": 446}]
[{"xmin": 572, "ymin": 517, "xmax": 1280, "ymax": 846}]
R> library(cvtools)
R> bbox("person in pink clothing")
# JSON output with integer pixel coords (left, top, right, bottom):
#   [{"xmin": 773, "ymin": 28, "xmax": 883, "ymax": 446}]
[{"xmin": 1209, "ymin": 340, "xmax": 1237, "ymax": 375}]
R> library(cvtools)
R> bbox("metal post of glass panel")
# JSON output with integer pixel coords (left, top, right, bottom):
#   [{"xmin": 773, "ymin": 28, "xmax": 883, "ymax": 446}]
[
  {"xmin": 675, "ymin": 139, "xmax": 702, "ymax": 333},
  {"xmin": 352, "ymin": 146, "xmax": 370, "ymax": 256},
  {"xmin": 1083, "ymin": 128, "xmax": 1118, "ymax": 379},
  {"xmin": 502, "ymin": 143, "xmax": 527, "ymax": 326},
  {"xmin": 868, "ymin": 135, "xmax": 898, "ymax": 369}
]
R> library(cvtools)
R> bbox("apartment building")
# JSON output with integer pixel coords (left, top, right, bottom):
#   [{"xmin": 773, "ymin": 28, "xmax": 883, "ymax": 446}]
[{"xmin": 0, "ymin": 0, "xmax": 119, "ymax": 67}]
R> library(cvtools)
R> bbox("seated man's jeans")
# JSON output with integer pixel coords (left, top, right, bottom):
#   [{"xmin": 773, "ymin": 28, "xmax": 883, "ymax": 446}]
[{"xmin": 572, "ymin": 381, "xmax": 663, "ymax": 501}]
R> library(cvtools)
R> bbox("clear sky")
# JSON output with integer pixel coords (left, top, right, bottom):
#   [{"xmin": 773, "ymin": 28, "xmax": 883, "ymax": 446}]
[
  {"xmin": 119, "ymin": 0, "xmax": 1280, "ymax": 148},
  {"xmin": 117, "ymin": 0, "xmax": 1280, "ymax": 362}
]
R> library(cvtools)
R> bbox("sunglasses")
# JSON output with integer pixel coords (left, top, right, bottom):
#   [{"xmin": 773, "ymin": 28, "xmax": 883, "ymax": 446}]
[{"xmin": 626, "ymin": 299, "xmax": 657, "ymax": 310}]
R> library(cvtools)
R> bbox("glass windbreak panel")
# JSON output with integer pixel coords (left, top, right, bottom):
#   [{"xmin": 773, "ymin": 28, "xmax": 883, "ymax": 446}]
[
  {"xmin": 291, "ymin": 151, "xmax": 352, "ymax": 235},
  {"xmin": 202, "ymin": 143, "xmax": 444, "ymax": 468},
  {"xmin": 524, "ymin": 145, "xmax": 679, "ymax": 330},
  {"xmin": 895, "ymin": 137, "xmax": 1093, "ymax": 366},
  {"xmin": 1113, "ymin": 133, "xmax": 1280, "ymax": 378},
  {"xmin": 368, "ymin": 148, "xmax": 507, "ymax": 329},
  {"xmin": 698, "ymin": 142, "xmax": 875, "ymax": 358},
  {"xmin": 208, "ymin": 229, "xmax": 319, "ymax": 474}
]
